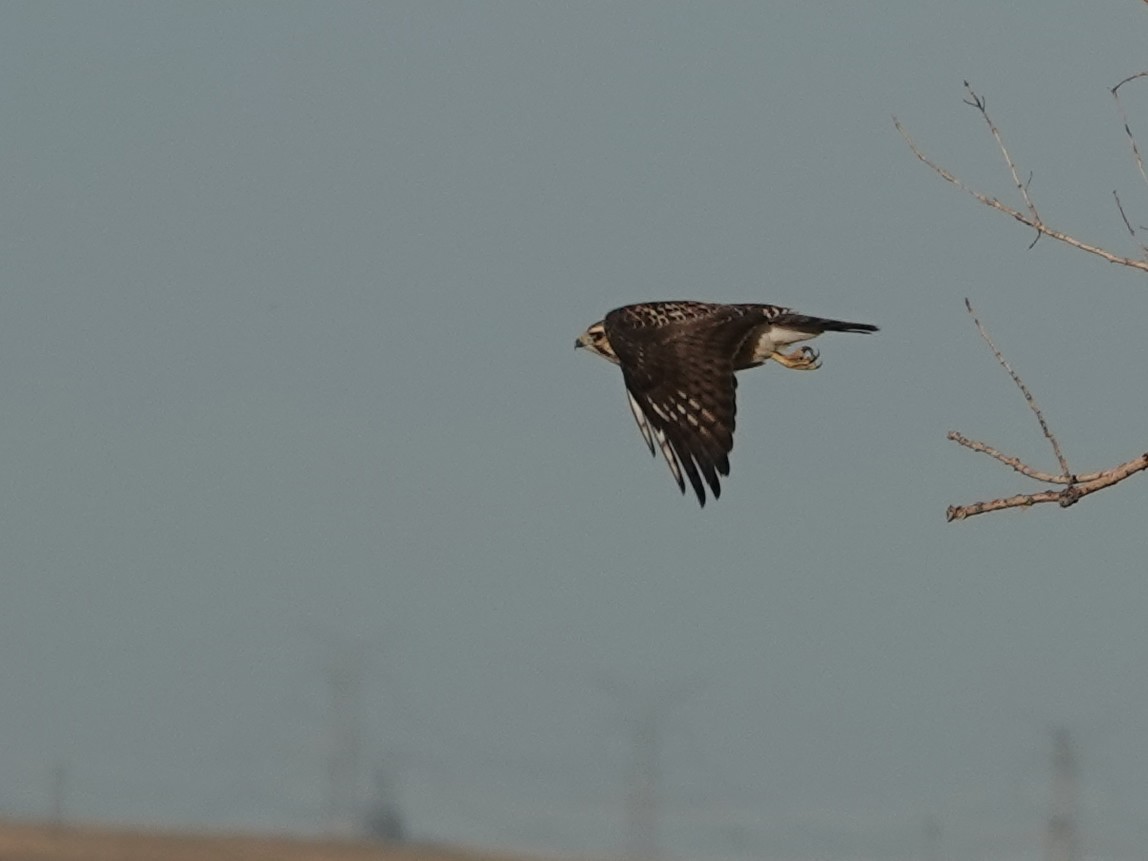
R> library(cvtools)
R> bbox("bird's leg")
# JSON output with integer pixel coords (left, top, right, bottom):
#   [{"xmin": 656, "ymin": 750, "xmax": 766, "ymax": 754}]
[{"xmin": 771, "ymin": 346, "xmax": 821, "ymax": 371}]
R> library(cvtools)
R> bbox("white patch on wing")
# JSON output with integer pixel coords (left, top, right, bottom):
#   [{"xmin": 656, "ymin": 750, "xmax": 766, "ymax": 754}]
[
  {"xmin": 625, "ymin": 390, "xmax": 683, "ymax": 492},
  {"xmin": 651, "ymin": 423, "xmax": 683, "ymax": 491},
  {"xmin": 625, "ymin": 390, "xmax": 656, "ymax": 456}
]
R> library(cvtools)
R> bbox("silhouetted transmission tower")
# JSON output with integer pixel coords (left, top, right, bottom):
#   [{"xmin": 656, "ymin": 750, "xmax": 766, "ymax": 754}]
[
  {"xmin": 600, "ymin": 675, "xmax": 705, "ymax": 861},
  {"xmin": 1045, "ymin": 726, "xmax": 1079, "ymax": 861},
  {"xmin": 325, "ymin": 645, "xmax": 364, "ymax": 837}
]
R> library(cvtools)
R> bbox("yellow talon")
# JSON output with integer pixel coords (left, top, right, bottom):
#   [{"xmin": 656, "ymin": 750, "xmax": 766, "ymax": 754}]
[{"xmin": 772, "ymin": 346, "xmax": 821, "ymax": 371}]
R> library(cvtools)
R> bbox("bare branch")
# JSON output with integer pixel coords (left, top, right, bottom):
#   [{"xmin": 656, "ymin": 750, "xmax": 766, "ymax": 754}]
[
  {"xmin": 946, "ymin": 432, "xmax": 1104, "ymax": 484},
  {"xmin": 963, "ymin": 82, "xmax": 1042, "ymax": 230},
  {"xmin": 902, "ymin": 80, "xmax": 1148, "ymax": 521},
  {"xmin": 945, "ymin": 302, "xmax": 1148, "ymax": 520},
  {"xmin": 893, "ymin": 116, "xmax": 1148, "ymax": 273},
  {"xmin": 1111, "ymin": 189, "xmax": 1148, "ymax": 258},
  {"xmin": 962, "ymin": 298, "xmax": 1070, "ymax": 478},
  {"xmin": 946, "ymin": 453, "xmax": 1148, "ymax": 521},
  {"xmin": 1112, "ymin": 71, "xmax": 1148, "ymax": 189},
  {"xmin": 1114, "ymin": 189, "xmax": 1136, "ymax": 237}
]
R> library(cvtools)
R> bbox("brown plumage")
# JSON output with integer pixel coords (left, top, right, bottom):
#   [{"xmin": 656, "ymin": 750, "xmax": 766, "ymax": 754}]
[{"xmin": 576, "ymin": 301, "xmax": 878, "ymax": 505}]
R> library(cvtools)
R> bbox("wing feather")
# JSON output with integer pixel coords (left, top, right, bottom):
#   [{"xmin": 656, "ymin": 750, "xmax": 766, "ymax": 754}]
[
  {"xmin": 605, "ymin": 303, "xmax": 759, "ymax": 506},
  {"xmin": 624, "ymin": 390, "xmax": 657, "ymax": 457}
]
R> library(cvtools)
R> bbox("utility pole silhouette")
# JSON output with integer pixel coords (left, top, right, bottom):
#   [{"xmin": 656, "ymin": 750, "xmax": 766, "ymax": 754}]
[
  {"xmin": 625, "ymin": 699, "xmax": 660, "ymax": 861},
  {"xmin": 50, "ymin": 761, "xmax": 69, "ymax": 830},
  {"xmin": 599, "ymin": 675, "xmax": 706, "ymax": 861},
  {"xmin": 364, "ymin": 759, "xmax": 406, "ymax": 842},
  {"xmin": 923, "ymin": 816, "xmax": 942, "ymax": 861},
  {"xmin": 325, "ymin": 643, "xmax": 365, "ymax": 837},
  {"xmin": 1045, "ymin": 725, "xmax": 1079, "ymax": 861}
]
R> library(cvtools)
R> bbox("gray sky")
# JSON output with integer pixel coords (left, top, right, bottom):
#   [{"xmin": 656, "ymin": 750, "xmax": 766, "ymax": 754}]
[{"xmin": 4, "ymin": 3, "xmax": 1148, "ymax": 859}]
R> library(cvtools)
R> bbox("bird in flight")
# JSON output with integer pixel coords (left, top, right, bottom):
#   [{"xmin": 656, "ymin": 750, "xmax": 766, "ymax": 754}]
[{"xmin": 575, "ymin": 301, "xmax": 878, "ymax": 506}]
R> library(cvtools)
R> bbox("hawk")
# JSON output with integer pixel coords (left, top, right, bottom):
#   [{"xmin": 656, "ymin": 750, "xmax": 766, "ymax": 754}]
[{"xmin": 575, "ymin": 301, "xmax": 878, "ymax": 506}]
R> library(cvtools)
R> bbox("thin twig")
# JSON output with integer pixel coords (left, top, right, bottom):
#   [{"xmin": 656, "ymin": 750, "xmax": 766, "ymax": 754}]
[
  {"xmin": 893, "ymin": 117, "xmax": 1148, "ymax": 273},
  {"xmin": 947, "ymin": 453, "xmax": 1148, "ymax": 521},
  {"xmin": 963, "ymin": 298, "xmax": 1071, "ymax": 479},
  {"xmin": 963, "ymin": 82, "xmax": 1042, "ymax": 232},
  {"xmin": 1112, "ymin": 71, "xmax": 1148, "ymax": 189},
  {"xmin": 1114, "ymin": 189, "xmax": 1136, "ymax": 237},
  {"xmin": 946, "ymin": 432, "xmax": 1102, "ymax": 484},
  {"xmin": 1111, "ymin": 189, "xmax": 1148, "ymax": 259}
]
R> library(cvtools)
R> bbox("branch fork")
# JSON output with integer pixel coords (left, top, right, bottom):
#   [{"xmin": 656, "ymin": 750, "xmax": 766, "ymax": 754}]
[{"xmin": 896, "ymin": 79, "xmax": 1148, "ymax": 520}]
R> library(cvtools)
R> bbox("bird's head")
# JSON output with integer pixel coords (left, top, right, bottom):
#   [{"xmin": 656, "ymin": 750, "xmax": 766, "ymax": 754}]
[{"xmin": 575, "ymin": 321, "xmax": 619, "ymax": 364}]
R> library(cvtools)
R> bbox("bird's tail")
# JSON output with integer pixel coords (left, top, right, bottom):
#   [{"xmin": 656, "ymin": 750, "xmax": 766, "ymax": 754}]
[{"xmin": 781, "ymin": 315, "xmax": 879, "ymax": 334}]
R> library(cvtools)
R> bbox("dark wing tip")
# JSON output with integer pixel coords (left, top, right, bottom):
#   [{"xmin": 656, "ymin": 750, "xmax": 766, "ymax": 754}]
[{"xmin": 677, "ymin": 446, "xmax": 721, "ymax": 507}]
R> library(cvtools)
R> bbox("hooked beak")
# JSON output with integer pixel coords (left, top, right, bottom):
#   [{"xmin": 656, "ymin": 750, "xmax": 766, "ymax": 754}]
[{"xmin": 574, "ymin": 336, "xmax": 585, "ymax": 350}]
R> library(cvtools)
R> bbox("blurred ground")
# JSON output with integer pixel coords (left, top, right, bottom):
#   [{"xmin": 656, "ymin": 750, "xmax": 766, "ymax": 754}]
[{"xmin": 0, "ymin": 819, "xmax": 535, "ymax": 861}]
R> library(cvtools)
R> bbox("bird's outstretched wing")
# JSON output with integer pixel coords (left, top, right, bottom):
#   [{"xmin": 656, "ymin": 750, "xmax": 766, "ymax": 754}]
[{"xmin": 604, "ymin": 303, "xmax": 763, "ymax": 506}]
